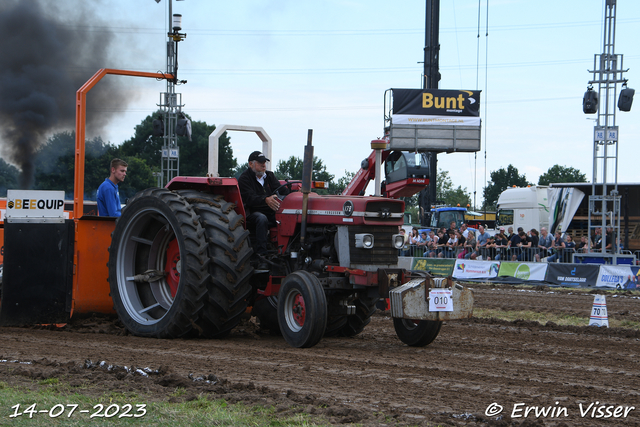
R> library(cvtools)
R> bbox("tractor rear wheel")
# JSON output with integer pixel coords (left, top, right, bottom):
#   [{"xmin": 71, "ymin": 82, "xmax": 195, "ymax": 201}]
[
  {"xmin": 177, "ymin": 190, "xmax": 254, "ymax": 338},
  {"xmin": 278, "ymin": 271, "xmax": 327, "ymax": 348},
  {"xmin": 108, "ymin": 188, "xmax": 209, "ymax": 338},
  {"xmin": 393, "ymin": 318, "xmax": 442, "ymax": 347}
]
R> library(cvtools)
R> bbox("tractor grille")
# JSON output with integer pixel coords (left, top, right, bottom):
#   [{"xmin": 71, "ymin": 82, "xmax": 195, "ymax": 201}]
[
  {"xmin": 364, "ymin": 200, "xmax": 404, "ymax": 223},
  {"xmin": 349, "ymin": 225, "xmax": 399, "ymax": 265}
]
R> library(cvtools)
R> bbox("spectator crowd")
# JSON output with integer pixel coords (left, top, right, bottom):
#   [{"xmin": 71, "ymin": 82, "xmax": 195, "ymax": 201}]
[{"xmin": 399, "ymin": 222, "xmax": 615, "ymax": 263}]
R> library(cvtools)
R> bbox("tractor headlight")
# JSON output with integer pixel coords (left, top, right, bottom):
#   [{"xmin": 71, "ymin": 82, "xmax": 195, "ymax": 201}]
[
  {"xmin": 392, "ymin": 234, "xmax": 404, "ymax": 249},
  {"xmin": 355, "ymin": 233, "xmax": 374, "ymax": 249}
]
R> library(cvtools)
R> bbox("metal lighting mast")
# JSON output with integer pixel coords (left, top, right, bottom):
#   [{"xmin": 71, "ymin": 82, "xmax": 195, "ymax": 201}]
[
  {"xmin": 159, "ymin": 0, "xmax": 186, "ymax": 186},
  {"xmin": 584, "ymin": 0, "xmax": 633, "ymax": 261},
  {"xmin": 418, "ymin": 0, "xmax": 441, "ymax": 226}
]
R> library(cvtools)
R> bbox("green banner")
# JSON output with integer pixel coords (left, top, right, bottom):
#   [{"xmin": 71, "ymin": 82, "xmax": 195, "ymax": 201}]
[
  {"xmin": 498, "ymin": 262, "xmax": 548, "ymax": 281},
  {"xmin": 411, "ymin": 258, "xmax": 455, "ymax": 277}
]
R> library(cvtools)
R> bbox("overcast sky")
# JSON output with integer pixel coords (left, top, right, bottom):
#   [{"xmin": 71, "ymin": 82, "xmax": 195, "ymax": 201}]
[{"xmin": 63, "ymin": 0, "xmax": 640, "ymax": 204}]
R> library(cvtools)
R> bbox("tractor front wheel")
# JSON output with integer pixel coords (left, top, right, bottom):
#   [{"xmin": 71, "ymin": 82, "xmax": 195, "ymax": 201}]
[
  {"xmin": 277, "ymin": 271, "xmax": 327, "ymax": 348},
  {"xmin": 393, "ymin": 318, "xmax": 442, "ymax": 347}
]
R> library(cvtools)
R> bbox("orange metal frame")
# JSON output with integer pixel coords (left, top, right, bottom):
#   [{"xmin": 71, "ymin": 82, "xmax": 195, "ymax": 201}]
[
  {"xmin": 71, "ymin": 69, "xmax": 173, "ymax": 315},
  {"xmin": 74, "ymin": 69, "xmax": 173, "ymax": 219}
]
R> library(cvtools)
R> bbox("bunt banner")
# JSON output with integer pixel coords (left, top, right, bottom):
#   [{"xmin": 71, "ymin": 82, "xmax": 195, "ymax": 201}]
[
  {"xmin": 391, "ymin": 89, "xmax": 481, "ymax": 126},
  {"xmin": 498, "ymin": 262, "xmax": 548, "ymax": 281},
  {"xmin": 452, "ymin": 260, "xmax": 500, "ymax": 280},
  {"xmin": 411, "ymin": 258, "xmax": 455, "ymax": 277},
  {"xmin": 546, "ymin": 264, "xmax": 600, "ymax": 287}
]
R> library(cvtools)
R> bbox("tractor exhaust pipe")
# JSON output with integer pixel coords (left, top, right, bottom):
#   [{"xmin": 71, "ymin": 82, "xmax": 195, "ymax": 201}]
[
  {"xmin": 300, "ymin": 129, "xmax": 314, "ymax": 254},
  {"xmin": 371, "ymin": 139, "xmax": 387, "ymax": 196}
]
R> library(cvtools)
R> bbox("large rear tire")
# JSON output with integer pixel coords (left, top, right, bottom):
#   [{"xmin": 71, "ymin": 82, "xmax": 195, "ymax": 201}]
[
  {"xmin": 108, "ymin": 188, "xmax": 209, "ymax": 338},
  {"xmin": 393, "ymin": 318, "xmax": 442, "ymax": 347},
  {"xmin": 277, "ymin": 271, "xmax": 327, "ymax": 348},
  {"xmin": 177, "ymin": 191, "xmax": 254, "ymax": 337}
]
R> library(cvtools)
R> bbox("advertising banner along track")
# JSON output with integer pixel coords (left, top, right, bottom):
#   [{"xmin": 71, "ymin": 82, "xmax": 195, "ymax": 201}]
[
  {"xmin": 498, "ymin": 262, "xmax": 548, "ymax": 281},
  {"xmin": 596, "ymin": 265, "xmax": 637, "ymax": 289},
  {"xmin": 452, "ymin": 259, "xmax": 500, "ymax": 280},
  {"xmin": 411, "ymin": 258, "xmax": 455, "ymax": 277},
  {"xmin": 546, "ymin": 264, "xmax": 600, "ymax": 287}
]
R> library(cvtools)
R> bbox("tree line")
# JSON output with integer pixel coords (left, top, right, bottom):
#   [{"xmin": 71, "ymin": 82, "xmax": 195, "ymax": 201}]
[
  {"xmin": 0, "ymin": 112, "xmax": 236, "ymax": 200},
  {"xmin": 0, "ymin": 112, "xmax": 350, "ymax": 200},
  {"xmin": 0, "ymin": 112, "xmax": 586, "ymax": 209}
]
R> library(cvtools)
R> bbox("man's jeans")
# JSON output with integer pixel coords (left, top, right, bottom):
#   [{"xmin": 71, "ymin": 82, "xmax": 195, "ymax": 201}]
[{"xmin": 247, "ymin": 211, "xmax": 270, "ymax": 255}]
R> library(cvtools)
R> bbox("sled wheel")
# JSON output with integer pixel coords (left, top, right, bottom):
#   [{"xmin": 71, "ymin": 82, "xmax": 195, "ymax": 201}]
[
  {"xmin": 323, "ymin": 310, "xmax": 348, "ymax": 337},
  {"xmin": 108, "ymin": 188, "xmax": 209, "ymax": 338},
  {"xmin": 176, "ymin": 190, "xmax": 254, "ymax": 338},
  {"xmin": 339, "ymin": 296, "xmax": 378, "ymax": 337},
  {"xmin": 393, "ymin": 318, "xmax": 442, "ymax": 347},
  {"xmin": 324, "ymin": 295, "xmax": 377, "ymax": 337},
  {"xmin": 278, "ymin": 271, "xmax": 327, "ymax": 348}
]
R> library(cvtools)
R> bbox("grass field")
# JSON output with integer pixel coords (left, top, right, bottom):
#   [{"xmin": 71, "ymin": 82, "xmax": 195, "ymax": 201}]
[{"xmin": 0, "ymin": 381, "xmax": 325, "ymax": 427}]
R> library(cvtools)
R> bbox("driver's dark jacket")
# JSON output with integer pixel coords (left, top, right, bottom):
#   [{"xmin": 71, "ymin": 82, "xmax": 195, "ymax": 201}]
[{"xmin": 238, "ymin": 167, "xmax": 288, "ymax": 216}]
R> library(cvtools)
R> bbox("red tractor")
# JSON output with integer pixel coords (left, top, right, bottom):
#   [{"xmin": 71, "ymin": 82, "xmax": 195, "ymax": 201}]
[
  {"xmin": 107, "ymin": 128, "xmax": 473, "ymax": 348},
  {"xmin": 0, "ymin": 69, "xmax": 473, "ymax": 348}
]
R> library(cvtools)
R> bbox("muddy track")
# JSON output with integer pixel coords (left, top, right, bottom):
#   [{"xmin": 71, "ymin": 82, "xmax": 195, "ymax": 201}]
[{"xmin": 1, "ymin": 285, "xmax": 639, "ymax": 426}]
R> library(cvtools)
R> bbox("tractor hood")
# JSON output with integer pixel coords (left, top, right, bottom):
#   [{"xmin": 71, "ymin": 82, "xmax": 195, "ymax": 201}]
[{"xmin": 276, "ymin": 192, "xmax": 404, "ymax": 236}]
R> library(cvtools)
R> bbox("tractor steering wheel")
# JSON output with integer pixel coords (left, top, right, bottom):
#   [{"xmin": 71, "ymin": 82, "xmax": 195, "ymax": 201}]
[{"xmin": 272, "ymin": 181, "xmax": 301, "ymax": 200}]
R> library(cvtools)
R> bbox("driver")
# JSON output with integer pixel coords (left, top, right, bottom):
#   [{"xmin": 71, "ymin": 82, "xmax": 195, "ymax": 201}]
[{"xmin": 238, "ymin": 151, "xmax": 289, "ymax": 266}]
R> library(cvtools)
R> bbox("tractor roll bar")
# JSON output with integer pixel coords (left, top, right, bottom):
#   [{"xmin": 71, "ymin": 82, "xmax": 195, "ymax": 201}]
[{"xmin": 207, "ymin": 125, "xmax": 272, "ymax": 177}]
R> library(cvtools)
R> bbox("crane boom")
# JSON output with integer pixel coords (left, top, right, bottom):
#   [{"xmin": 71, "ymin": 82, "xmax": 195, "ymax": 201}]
[{"xmin": 341, "ymin": 147, "xmax": 430, "ymax": 199}]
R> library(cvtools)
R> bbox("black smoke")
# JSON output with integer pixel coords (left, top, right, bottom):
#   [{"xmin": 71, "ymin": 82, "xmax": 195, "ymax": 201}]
[{"xmin": 0, "ymin": 0, "xmax": 140, "ymax": 188}]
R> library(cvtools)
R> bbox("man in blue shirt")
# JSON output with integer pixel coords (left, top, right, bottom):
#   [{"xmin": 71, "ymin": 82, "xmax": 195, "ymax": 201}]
[
  {"xmin": 475, "ymin": 225, "xmax": 491, "ymax": 259},
  {"xmin": 535, "ymin": 226, "xmax": 554, "ymax": 262},
  {"xmin": 97, "ymin": 158, "xmax": 128, "ymax": 217}
]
